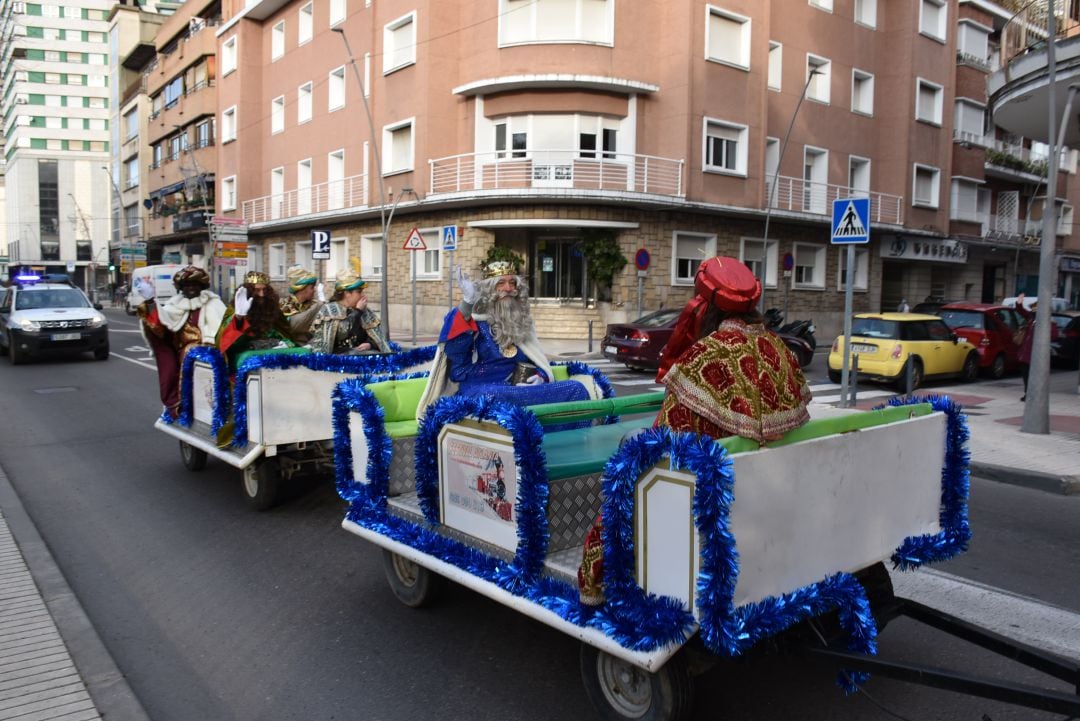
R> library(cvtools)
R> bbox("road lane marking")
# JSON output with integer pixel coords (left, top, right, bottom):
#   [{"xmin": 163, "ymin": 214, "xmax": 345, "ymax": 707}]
[
  {"xmin": 110, "ymin": 352, "xmax": 157, "ymax": 371},
  {"xmin": 890, "ymin": 567, "xmax": 1080, "ymax": 662}
]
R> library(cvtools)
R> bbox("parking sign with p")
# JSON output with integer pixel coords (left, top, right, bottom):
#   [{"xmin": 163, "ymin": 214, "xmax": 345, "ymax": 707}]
[{"xmin": 312, "ymin": 229, "xmax": 331, "ymax": 259}]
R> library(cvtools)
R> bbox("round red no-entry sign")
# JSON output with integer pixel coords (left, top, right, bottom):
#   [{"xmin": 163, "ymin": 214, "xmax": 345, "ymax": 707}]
[{"xmin": 634, "ymin": 248, "xmax": 650, "ymax": 271}]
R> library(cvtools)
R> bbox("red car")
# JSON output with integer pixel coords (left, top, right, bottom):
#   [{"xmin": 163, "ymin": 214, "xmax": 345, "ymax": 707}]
[
  {"xmin": 601, "ymin": 308, "xmax": 682, "ymax": 371},
  {"xmin": 937, "ymin": 303, "xmax": 1028, "ymax": 378}
]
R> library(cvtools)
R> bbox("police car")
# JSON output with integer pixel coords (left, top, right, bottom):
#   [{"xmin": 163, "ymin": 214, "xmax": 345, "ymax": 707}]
[{"xmin": 0, "ymin": 273, "xmax": 109, "ymax": 364}]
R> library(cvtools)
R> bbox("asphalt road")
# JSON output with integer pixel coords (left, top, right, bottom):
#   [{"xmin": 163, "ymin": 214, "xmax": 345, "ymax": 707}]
[{"xmin": 0, "ymin": 311, "xmax": 1077, "ymax": 721}]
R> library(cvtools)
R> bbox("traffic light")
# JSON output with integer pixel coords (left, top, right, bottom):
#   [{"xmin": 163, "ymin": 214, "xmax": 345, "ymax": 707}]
[{"xmin": 108, "ymin": 263, "xmax": 116, "ymax": 272}]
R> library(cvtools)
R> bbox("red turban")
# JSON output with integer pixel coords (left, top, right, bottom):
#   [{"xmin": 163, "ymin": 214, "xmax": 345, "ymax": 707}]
[{"xmin": 656, "ymin": 256, "xmax": 761, "ymax": 381}]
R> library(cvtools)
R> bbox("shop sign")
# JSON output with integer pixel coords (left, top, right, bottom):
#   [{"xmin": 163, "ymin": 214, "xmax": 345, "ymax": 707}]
[
  {"xmin": 1061, "ymin": 256, "xmax": 1080, "ymax": 272},
  {"xmin": 881, "ymin": 237, "xmax": 968, "ymax": 263}
]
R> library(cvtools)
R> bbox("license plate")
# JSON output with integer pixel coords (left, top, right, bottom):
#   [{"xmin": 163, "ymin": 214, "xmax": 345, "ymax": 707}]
[
  {"xmin": 605, "ymin": 345, "xmax": 618, "ymax": 354},
  {"xmin": 51, "ymin": 332, "xmax": 81, "ymax": 341},
  {"xmin": 851, "ymin": 343, "xmax": 876, "ymax": 354}
]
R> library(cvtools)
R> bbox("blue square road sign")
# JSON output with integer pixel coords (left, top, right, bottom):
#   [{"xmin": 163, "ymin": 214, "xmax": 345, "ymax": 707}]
[{"xmin": 831, "ymin": 197, "xmax": 870, "ymax": 244}]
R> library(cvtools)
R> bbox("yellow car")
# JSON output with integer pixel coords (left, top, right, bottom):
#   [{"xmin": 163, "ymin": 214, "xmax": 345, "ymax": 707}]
[{"xmin": 828, "ymin": 313, "xmax": 980, "ymax": 390}]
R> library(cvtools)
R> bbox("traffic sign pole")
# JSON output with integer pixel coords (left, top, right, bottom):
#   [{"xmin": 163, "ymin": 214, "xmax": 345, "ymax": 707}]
[{"xmin": 831, "ymin": 197, "xmax": 871, "ymax": 407}]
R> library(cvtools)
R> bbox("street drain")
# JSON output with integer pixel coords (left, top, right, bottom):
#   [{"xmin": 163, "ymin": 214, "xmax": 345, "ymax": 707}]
[{"xmin": 33, "ymin": 387, "xmax": 78, "ymax": 395}]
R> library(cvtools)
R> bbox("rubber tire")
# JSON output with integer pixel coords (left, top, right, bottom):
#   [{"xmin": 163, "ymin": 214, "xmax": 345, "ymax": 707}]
[
  {"xmin": 0, "ymin": 336, "xmax": 7, "ymax": 356},
  {"xmin": 242, "ymin": 457, "xmax": 281, "ymax": 511},
  {"xmin": 179, "ymin": 441, "xmax": 207, "ymax": 472},
  {"xmin": 827, "ymin": 368, "xmax": 841, "ymax": 383},
  {"xmin": 9, "ymin": 333, "xmax": 26, "ymax": 366},
  {"xmin": 960, "ymin": 352, "xmax": 979, "ymax": 383},
  {"xmin": 580, "ymin": 645, "xmax": 694, "ymax": 721},
  {"xmin": 381, "ymin": 549, "xmax": 445, "ymax": 608},
  {"xmin": 895, "ymin": 358, "xmax": 922, "ymax": 392},
  {"xmin": 93, "ymin": 344, "xmax": 110, "ymax": 361},
  {"xmin": 989, "ymin": 353, "xmax": 1006, "ymax": 380},
  {"xmin": 798, "ymin": 347, "xmax": 814, "ymax": 368}
]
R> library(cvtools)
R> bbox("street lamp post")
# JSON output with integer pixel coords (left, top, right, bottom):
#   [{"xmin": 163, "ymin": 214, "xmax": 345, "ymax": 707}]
[
  {"xmin": 332, "ymin": 27, "xmax": 391, "ymax": 340},
  {"xmin": 758, "ymin": 68, "xmax": 822, "ymax": 315},
  {"xmin": 101, "ymin": 165, "xmax": 123, "ymax": 290}
]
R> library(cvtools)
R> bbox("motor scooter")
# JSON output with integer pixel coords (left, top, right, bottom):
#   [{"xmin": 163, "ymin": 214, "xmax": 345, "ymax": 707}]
[{"xmin": 764, "ymin": 308, "xmax": 816, "ymax": 368}]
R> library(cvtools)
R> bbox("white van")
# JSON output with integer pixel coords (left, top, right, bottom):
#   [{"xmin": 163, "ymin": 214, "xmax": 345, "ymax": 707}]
[{"xmin": 125, "ymin": 264, "xmax": 182, "ymax": 314}]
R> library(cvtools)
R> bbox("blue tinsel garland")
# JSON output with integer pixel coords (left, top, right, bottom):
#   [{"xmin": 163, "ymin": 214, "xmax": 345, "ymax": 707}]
[
  {"xmin": 331, "ymin": 378, "xmax": 392, "ymax": 506},
  {"xmin": 175, "ymin": 345, "xmax": 229, "ymax": 432},
  {"xmin": 881, "ymin": 394, "xmax": 972, "ymax": 570},
  {"xmin": 229, "ymin": 345, "xmax": 436, "ymax": 446}
]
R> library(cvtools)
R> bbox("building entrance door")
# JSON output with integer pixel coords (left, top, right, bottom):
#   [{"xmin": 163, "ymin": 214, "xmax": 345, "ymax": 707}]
[
  {"xmin": 530, "ymin": 236, "xmax": 586, "ymax": 303},
  {"xmin": 982, "ymin": 264, "xmax": 1005, "ymax": 303},
  {"xmin": 881, "ymin": 261, "xmax": 906, "ymax": 311}
]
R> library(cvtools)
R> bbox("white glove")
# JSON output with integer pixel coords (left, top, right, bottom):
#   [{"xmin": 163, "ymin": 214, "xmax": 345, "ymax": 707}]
[
  {"xmin": 136, "ymin": 278, "xmax": 155, "ymax": 300},
  {"xmin": 233, "ymin": 286, "xmax": 253, "ymax": 317},
  {"xmin": 316, "ymin": 282, "xmax": 326, "ymax": 303},
  {"xmin": 456, "ymin": 266, "xmax": 478, "ymax": 305},
  {"xmin": 525, "ymin": 374, "xmax": 544, "ymax": 385}
]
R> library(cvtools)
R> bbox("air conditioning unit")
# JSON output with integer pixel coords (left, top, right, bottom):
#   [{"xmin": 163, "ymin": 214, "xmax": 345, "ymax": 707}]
[
  {"xmin": 12, "ymin": 2, "xmax": 25, "ymax": 13},
  {"xmin": 15, "ymin": 97, "xmax": 27, "ymax": 104}
]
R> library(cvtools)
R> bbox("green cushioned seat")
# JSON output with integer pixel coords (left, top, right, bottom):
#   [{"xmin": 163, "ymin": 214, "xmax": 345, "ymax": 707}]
[
  {"xmin": 236, "ymin": 346, "xmax": 311, "ymax": 369},
  {"xmin": 542, "ymin": 416, "xmax": 657, "ymax": 480}
]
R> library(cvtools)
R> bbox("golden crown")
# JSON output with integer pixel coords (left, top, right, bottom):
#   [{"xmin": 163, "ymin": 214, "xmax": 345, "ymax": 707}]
[
  {"xmin": 483, "ymin": 261, "xmax": 519, "ymax": 279},
  {"xmin": 244, "ymin": 270, "xmax": 270, "ymax": 285}
]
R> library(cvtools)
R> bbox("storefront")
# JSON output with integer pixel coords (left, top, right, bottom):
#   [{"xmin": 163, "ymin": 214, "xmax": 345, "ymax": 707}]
[{"xmin": 1060, "ymin": 255, "xmax": 1080, "ymax": 308}]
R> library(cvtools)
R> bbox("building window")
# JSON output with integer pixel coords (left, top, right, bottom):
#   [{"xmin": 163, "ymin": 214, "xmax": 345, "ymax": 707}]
[
  {"xmin": 164, "ymin": 76, "xmax": 183, "ymax": 108},
  {"xmin": 920, "ymin": 0, "xmax": 946, "ymax": 42},
  {"xmin": 384, "ymin": 12, "xmax": 416, "ymax": 74},
  {"xmin": 705, "ymin": 6, "xmax": 750, "ymax": 69},
  {"xmin": 124, "ymin": 156, "xmax": 139, "ymax": 188},
  {"xmin": 295, "ymin": 240, "xmax": 313, "ymax": 270},
  {"xmin": 329, "ymin": 0, "xmax": 345, "ymax": 26},
  {"xmin": 412, "ymin": 228, "xmax": 442, "ymax": 279},
  {"xmin": 269, "ymin": 243, "xmax": 286, "ymax": 280},
  {"xmin": 328, "ymin": 149, "xmax": 345, "ymax": 209},
  {"xmin": 949, "ymin": 178, "xmax": 981, "ymax": 222},
  {"xmin": 851, "ymin": 69, "xmax": 873, "ymax": 115},
  {"xmin": 297, "ymin": 82, "xmax": 312, "ymax": 124},
  {"xmin": 1058, "ymin": 204, "xmax": 1074, "ymax": 235},
  {"xmin": 222, "ymin": 176, "xmax": 237, "ymax": 211},
  {"xmin": 957, "ymin": 20, "xmax": 989, "ymax": 62},
  {"xmin": 739, "ymin": 238, "xmax": 778, "ymax": 288},
  {"xmin": 671, "ymin": 232, "xmax": 716, "ymax": 285},
  {"xmin": 837, "ymin": 247, "xmax": 869, "ymax": 291},
  {"xmin": 495, "ymin": 122, "xmax": 527, "ymax": 159},
  {"xmin": 579, "ymin": 128, "xmax": 617, "ymax": 159},
  {"xmin": 271, "ymin": 21, "xmax": 285, "ymax": 60},
  {"xmin": 363, "ymin": 53, "xmax": 371, "ymax": 96},
  {"xmin": 954, "ymin": 99, "xmax": 985, "ymax": 140},
  {"xmin": 360, "ymin": 234, "xmax": 383, "ymax": 278},
  {"xmin": 703, "ymin": 118, "xmax": 748, "ymax": 176},
  {"xmin": 221, "ymin": 106, "xmax": 237, "ymax": 142},
  {"xmin": 329, "ymin": 237, "xmax": 349, "ymax": 276},
  {"xmin": 247, "ymin": 246, "xmax": 263, "ymax": 273},
  {"xmin": 222, "ymin": 35, "xmax": 237, "ymax": 75},
  {"xmin": 298, "ymin": 2, "xmax": 313, "ymax": 45},
  {"xmin": 297, "ymin": 158, "xmax": 312, "ymax": 214},
  {"xmin": 803, "ymin": 146, "xmax": 828, "ymax": 213},
  {"xmin": 916, "ymin": 78, "xmax": 943, "ymax": 125},
  {"xmin": 328, "ymin": 66, "xmax": 345, "ymax": 111},
  {"xmin": 913, "ymin": 164, "xmax": 940, "ymax": 208},
  {"xmin": 792, "ymin": 243, "xmax": 825, "ymax": 289},
  {"xmin": 271, "ymin": 95, "xmax": 285, "ymax": 134},
  {"xmin": 499, "ymin": 0, "xmax": 612, "ymax": 46},
  {"xmin": 849, "ymin": 155, "xmax": 871, "ymax": 195},
  {"xmin": 270, "ymin": 167, "xmax": 284, "ymax": 220},
  {"xmin": 196, "ymin": 119, "xmax": 214, "ymax": 148},
  {"xmin": 383, "ymin": 118, "xmax": 414, "ymax": 174},
  {"xmin": 768, "ymin": 42, "xmax": 781, "ymax": 90},
  {"xmin": 807, "ymin": 54, "xmax": 831, "ymax": 103},
  {"xmin": 854, "ymin": 0, "xmax": 876, "ymax": 28},
  {"xmin": 123, "ymin": 107, "xmax": 138, "ymax": 140},
  {"xmin": 809, "ymin": 0, "xmax": 832, "ymax": 12}
]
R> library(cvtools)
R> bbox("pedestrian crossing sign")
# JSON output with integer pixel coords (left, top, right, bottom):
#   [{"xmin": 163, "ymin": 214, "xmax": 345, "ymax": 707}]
[{"xmin": 831, "ymin": 197, "xmax": 870, "ymax": 244}]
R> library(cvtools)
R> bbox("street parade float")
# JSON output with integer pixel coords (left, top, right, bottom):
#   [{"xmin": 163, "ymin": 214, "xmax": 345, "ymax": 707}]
[
  {"xmin": 154, "ymin": 344, "xmax": 436, "ymax": 508},
  {"xmin": 330, "ymin": 375, "xmax": 1080, "ymax": 721}
]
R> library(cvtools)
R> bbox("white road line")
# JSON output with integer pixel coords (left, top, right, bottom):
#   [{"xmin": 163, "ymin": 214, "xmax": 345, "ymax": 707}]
[
  {"xmin": 809, "ymin": 383, "xmax": 842, "ymax": 392},
  {"xmin": 110, "ymin": 352, "xmax": 157, "ymax": 371},
  {"xmin": 615, "ymin": 378, "xmax": 662, "ymax": 386},
  {"xmin": 109, "ymin": 328, "xmax": 144, "ymax": 333},
  {"xmin": 890, "ymin": 567, "xmax": 1080, "ymax": 662}
]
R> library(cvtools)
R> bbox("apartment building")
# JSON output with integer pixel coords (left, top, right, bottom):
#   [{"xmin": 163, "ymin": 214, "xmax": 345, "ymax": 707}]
[
  {"xmin": 213, "ymin": 0, "xmax": 1079, "ymax": 339},
  {"xmin": 0, "ymin": 0, "xmax": 113, "ymax": 295}
]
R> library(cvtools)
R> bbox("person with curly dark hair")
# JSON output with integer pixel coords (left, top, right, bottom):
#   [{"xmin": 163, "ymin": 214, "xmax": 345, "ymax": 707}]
[{"xmin": 215, "ymin": 270, "xmax": 295, "ymax": 370}]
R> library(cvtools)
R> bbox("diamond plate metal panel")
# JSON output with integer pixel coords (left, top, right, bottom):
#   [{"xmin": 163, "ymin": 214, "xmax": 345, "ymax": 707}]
[
  {"xmin": 547, "ymin": 472, "xmax": 603, "ymax": 552},
  {"xmin": 388, "ymin": 437, "xmax": 416, "ymax": 496}
]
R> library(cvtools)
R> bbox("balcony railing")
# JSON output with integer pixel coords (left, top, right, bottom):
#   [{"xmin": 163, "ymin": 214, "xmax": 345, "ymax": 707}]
[
  {"xmin": 766, "ymin": 175, "xmax": 904, "ymax": 225},
  {"xmin": 1000, "ymin": 0, "xmax": 1080, "ymax": 69},
  {"xmin": 428, "ymin": 150, "xmax": 685, "ymax": 198},
  {"xmin": 242, "ymin": 173, "xmax": 368, "ymax": 224}
]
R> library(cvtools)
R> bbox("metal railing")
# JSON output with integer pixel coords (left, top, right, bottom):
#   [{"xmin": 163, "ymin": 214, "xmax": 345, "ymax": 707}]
[
  {"xmin": 428, "ymin": 149, "xmax": 685, "ymax": 197},
  {"xmin": 242, "ymin": 173, "xmax": 369, "ymax": 224},
  {"xmin": 765, "ymin": 174, "xmax": 904, "ymax": 225},
  {"xmin": 999, "ymin": 0, "xmax": 1080, "ymax": 68}
]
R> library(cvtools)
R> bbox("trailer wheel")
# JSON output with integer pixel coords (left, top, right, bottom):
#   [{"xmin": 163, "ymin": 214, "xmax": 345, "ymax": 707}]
[
  {"xmin": 242, "ymin": 457, "xmax": 281, "ymax": 511},
  {"xmin": 381, "ymin": 549, "xmax": 444, "ymax": 608},
  {"xmin": 580, "ymin": 646, "xmax": 694, "ymax": 721},
  {"xmin": 179, "ymin": 441, "xmax": 207, "ymax": 471}
]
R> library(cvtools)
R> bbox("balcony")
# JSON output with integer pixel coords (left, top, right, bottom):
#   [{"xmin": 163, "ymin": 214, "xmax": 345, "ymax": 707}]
[
  {"xmin": 766, "ymin": 175, "xmax": 904, "ymax": 226},
  {"xmin": 242, "ymin": 173, "xmax": 368, "ymax": 224},
  {"xmin": 428, "ymin": 150, "xmax": 685, "ymax": 199}
]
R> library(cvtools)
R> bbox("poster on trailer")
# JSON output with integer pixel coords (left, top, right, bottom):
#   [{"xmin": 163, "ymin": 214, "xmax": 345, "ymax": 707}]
[{"xmin": 438, "ymin": 425, "xmax": 519, "ymax": 551}]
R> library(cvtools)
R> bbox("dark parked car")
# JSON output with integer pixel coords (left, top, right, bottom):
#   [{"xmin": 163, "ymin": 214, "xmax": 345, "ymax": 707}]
[
  {"xmin": 1051, "ymin": 311, "xmax": 1080, "ymax": 368},
  {"xmin": 602, "ymin": 308, "xmax": 681, "ymax": 371},
  {"xmin": 937, "ymin": 303, "xmax": 1027, "ymax": 379}
]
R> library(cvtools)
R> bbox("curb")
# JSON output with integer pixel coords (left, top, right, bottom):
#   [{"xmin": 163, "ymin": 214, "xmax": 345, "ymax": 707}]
[
  {"xmin": 970, "ymin": 461, "xmax": 1080, "ymax": 496},
  {"xmin": 0, "ymin": 463, "xmax": 152, "ymax": 721}
]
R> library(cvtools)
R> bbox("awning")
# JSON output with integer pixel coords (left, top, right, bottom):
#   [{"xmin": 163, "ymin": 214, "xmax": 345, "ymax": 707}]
[{"xmin": 149, "ymin": 181, "xmax": 187, "ymax": 200}]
